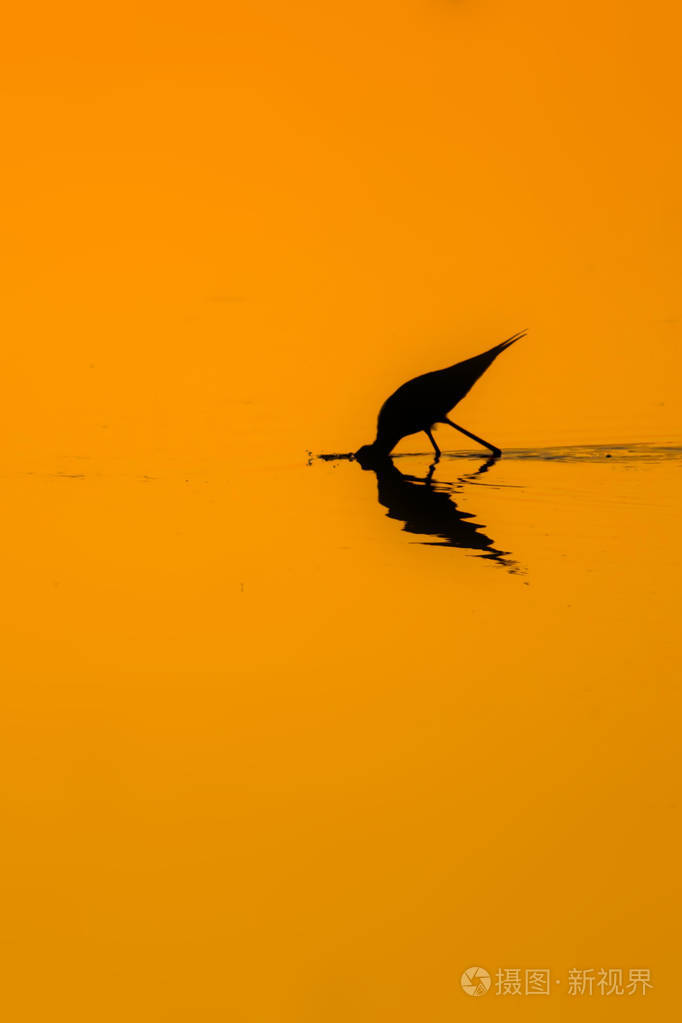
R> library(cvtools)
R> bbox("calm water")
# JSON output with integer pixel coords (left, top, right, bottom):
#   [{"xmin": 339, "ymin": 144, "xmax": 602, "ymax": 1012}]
[{"xmin": 1, "ymin": 440, "xmax": 679, "ymax": 1019}]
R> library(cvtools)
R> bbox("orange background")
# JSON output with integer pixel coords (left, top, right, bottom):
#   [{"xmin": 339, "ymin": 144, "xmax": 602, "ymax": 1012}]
[
  {"xmin": 2, "ymin": 0, "xmax": 681, "ymax": 459},
  {"xmin": 0, "ymin": 1, "xmax": 680, "ymax": 1019}
]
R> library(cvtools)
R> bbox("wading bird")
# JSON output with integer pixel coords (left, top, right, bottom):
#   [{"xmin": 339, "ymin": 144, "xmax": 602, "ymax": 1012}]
[{"xmin": 355, "ymin": 330, "xmax": 525, "ymax": 462}]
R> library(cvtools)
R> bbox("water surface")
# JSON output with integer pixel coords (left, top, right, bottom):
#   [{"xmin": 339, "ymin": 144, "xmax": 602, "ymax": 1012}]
[{"xmin": 1, "ymin": 439, "xmax": 679, "ymax": 1020}]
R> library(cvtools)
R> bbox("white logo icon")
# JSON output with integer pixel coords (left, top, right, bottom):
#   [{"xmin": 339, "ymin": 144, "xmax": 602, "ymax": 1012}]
[{"xmin": 461, "ymin": 966, "xmax": 491, "ymax": 996}]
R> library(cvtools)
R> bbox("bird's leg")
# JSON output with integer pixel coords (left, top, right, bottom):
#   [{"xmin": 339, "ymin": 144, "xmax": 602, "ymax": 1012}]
[
  {"xmin": 442, "ymin": 418, "xmax": 502, "ymax": 458},
  {"xmin": 425, "ymin": 427, "xmax": 441, "ymax": 460},
  {"xmin": 425, "ymin": 460, "xmax": 438, "ymax": 484},
  {"xmin": 459, "ymin": 455, "xmax": 498, "ymax": 482}
]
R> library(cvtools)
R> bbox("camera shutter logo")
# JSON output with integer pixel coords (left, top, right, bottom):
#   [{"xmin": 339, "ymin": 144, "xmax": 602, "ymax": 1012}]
[{"xmin": 461, "ymin": 967, "xmax": 491, "ymax": 997}]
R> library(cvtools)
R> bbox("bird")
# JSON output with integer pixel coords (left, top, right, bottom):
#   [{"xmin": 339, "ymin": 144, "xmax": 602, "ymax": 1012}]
[{"xmin": 355, "ymin": 330, "xmax": 526, "ymax": 462}]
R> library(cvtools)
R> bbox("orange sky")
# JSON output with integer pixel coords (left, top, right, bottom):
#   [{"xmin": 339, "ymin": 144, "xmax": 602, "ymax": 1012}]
[{"xmin": 0, "ymin": 0, "xmax": 680, "ymax": 460}]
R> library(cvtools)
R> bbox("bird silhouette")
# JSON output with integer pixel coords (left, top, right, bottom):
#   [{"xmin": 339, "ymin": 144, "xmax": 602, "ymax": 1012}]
[{"xmin": 355, "ymin": 330, "xmax": 526, "ymax": 462}]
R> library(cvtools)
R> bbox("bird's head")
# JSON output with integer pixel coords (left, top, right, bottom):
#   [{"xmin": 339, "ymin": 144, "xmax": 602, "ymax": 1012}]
[
  {"xmin": 354, "ymin": 443, "xmax": 377, "ymax": 467},
  {"xmin": 354, "ymin": 442, "xmax": 392, "ymax": 469}
]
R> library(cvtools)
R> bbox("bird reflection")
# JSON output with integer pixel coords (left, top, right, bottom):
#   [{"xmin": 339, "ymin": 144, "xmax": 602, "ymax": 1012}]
[{"xmin": 355, "ymin": 451, "xmax": 520, "ymax": 572}]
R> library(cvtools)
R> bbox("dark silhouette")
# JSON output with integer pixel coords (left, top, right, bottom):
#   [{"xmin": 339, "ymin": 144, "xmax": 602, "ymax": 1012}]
[
  {"xmin": 354, "ymin": 449, "xmax": 520, "ymax": 571},
  {"xmin": 355, "ymin": 330, "xmax": 525, "ymax": 462}
]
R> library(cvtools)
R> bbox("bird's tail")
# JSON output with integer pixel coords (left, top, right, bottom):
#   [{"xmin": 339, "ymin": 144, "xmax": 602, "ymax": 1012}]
[
  {"xmin": 441, "ymin": 329, "xmax": 526, "ymax": 397},
  {"xmin": 487, "ymin": 328, "xmax": 527, "ymax": 358}
]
